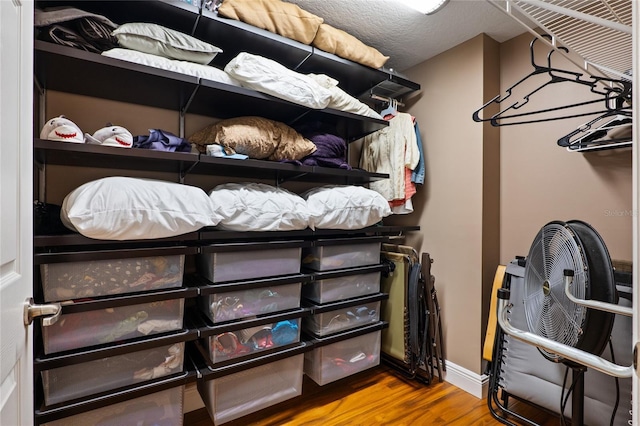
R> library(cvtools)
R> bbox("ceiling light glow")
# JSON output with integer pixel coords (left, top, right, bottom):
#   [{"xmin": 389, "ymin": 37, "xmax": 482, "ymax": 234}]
[{"xmin": 396, "ymin": 0, "xmax": 449, "ymax": 15}]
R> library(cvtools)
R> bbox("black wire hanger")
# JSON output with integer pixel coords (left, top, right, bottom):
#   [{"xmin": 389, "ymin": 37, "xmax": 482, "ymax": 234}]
[{"xmin": 472, "ymin": 35, "xmax": 632, "ymax": 127}]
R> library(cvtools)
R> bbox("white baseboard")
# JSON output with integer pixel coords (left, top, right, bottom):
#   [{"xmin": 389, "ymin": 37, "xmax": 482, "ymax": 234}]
[{"xmin": 441, "ymin": 360, "xmax": 489, "ymax": 399}]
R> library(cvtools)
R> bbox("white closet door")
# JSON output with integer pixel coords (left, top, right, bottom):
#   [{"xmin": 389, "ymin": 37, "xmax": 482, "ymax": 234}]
[
  {"xmin": 0, "ymin": 1, "xmax": 34, "ymax": 425},
  {"xmin": 634, "ymin": 2, "xmax": 639, "ymax": 425}
]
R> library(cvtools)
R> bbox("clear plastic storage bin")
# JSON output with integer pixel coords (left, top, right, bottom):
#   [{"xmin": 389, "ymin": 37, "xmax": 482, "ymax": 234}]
[
  {"xmin": 41, "ymin": 255, "xmax": 185, "ymax": 302},
  {"xmin": 198, "ymin": 245, "xmax": 302, "ymax": 283},
  {"xmin": 302, "ymin": 240, "xmax": 381, "ymax": 271},
  {"xmin": 42, "ymin": 385, "xmax": 185, "ymax": 426},
  {"xmin": 42, "ymin": 342, "xmax": 185, "ymax": 406},
  {"xmin": 43, "ymin": 298, "xmax": 185, "ymax": 354},
  {"xmin": 303, "ymin": 301, "xmax": 381, "ymax": 337},
  {"xmin": 304, "ymin": 330, "xmax": 381, "ymax": 386},
  {"xmin": 199, "ymin": 354, "xmax": 303, "ymax": 425},
  {"xmin": 200, "ymin": 282, "xmax": 301, "ymax": 324},
  {"xmin": 207, "ymin": 318, "xmax": 301, "ymax": 364},
  {"xmin": 302, "ymin": 270, "xmax": 381, "ymax": 304}
]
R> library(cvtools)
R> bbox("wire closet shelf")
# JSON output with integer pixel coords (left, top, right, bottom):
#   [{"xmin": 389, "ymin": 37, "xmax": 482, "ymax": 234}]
[
  {"xmin": 485, "ymin": 0, "xmax": 632, "ymax": 152},
  {"xmin": 488, "ymin": 0, "xmax": 631, "ymax": 81}
]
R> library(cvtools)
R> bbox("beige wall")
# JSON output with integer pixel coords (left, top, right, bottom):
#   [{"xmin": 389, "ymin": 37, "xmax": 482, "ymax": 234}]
[
  {"xmin": 389, "ymin": 34, "xmax": 501, "ymax": 375},
  {"xmin": 499, "ymin": 33, "xmax": 632, "ymax": 264}
]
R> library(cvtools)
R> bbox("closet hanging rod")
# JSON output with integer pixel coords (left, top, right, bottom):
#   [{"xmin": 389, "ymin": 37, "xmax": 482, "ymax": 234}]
[{"xmin": 370, "ymin": 94, "xmax": 405, "ymax": 107}]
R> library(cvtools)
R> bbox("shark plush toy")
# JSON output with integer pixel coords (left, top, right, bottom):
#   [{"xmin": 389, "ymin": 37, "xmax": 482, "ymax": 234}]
[
  {"xmin": 85, "ymin": 123, "xmax": 133, "ymax": 148},
  {"xmin": 40, "ymin": 115, "xmax": 84, "ymax": 143}
]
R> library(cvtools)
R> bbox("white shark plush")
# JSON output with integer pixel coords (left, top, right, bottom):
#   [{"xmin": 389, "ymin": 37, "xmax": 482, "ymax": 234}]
[
  {"xmin": 40, "ymin": 116, "xmax": 84, "ymax": 143},
  {"xmin": 85, "ymin": 124, "xmax": 133, "ymax": 148}
]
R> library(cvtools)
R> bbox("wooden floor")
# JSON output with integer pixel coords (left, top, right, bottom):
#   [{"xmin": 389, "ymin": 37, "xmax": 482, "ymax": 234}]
[{"xmin": 184, "ymin": 364, "xmax": 559, "ymax": 426}]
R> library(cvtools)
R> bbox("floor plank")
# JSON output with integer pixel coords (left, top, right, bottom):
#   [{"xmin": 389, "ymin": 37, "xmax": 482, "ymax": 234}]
[{"xmin": 184, "ymin": 364, "xmax": 559, "ymax": 425}]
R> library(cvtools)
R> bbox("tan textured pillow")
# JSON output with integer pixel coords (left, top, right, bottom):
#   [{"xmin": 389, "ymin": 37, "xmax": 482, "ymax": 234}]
[
  {"xmin": 218, "ymin": 0, "xmax": 323, "ymax": 45},
  {"xmin": 312, "ymin": 23, "xmax": 389, "ymax": 69},
  {"xmin": 188, "ymin": 116, "xmax": 316, "ymax": 161}
]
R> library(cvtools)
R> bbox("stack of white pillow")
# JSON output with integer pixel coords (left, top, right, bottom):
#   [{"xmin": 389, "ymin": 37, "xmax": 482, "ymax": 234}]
[{"xmin": 61, "ymin": 177, "xmax": 391, "ymax": 240}]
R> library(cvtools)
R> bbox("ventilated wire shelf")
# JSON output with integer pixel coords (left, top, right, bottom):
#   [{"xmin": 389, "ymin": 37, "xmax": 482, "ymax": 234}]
[{"xmin": 489, "ymin": 0, "xmax": 632, "ymax": 81}]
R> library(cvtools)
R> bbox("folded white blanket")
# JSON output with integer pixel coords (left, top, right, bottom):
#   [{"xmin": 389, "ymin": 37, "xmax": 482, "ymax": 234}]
[{"xmin": 225, "ymin": 52, "xmax": 332, "ymax": 109}]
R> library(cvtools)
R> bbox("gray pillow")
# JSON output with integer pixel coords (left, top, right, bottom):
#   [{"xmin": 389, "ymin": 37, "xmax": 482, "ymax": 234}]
[{"xmin": 113, "ymin": 22, "xmax": 222, "ymax": 64}]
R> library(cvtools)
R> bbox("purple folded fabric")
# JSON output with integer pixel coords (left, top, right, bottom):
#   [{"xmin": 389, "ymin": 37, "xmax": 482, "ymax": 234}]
[
  {"xmin": 133, "ymin": 129, "xmax": 192, "ymax": 153},
  {"xmin": 290, "ymin": 122, "xmax": 351, "ymax": 169}
]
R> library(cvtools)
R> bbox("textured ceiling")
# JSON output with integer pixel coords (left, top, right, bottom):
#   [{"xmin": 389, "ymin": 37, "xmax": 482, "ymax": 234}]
[{"xmin": 286, "ymin": 0, "xmax": 526, "ymax": 72}]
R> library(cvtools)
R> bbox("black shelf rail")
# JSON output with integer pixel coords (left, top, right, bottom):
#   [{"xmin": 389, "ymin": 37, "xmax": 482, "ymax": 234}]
[
  {"xmin": 47, "ymin": 287, "xmax": 198, "ymax": 315},
  {"xmin": 302, "ymin": 292, "xmax": 389, "ymax": 314},
  {"xmin": 191, "ymin": 273, "xmax": 313, "ymax": 294},
  {"xmin": 196, "ymin": 308, "xmax": 310, "ymax": 339},
  {"xmin": 304, "ymin": 263, "xmax": 389, "ymax": 282},
  {"xmin": 34, "ymin": 245, "xmax": 198, "ymax": 264},
  {"xmin": 33, "ymin": 232, "xmax": 200, "ymax": 250},
  {"xmin": 34, "ymin": 328, "xmax": 199, "ymax": 372},
  {"xmin": 34, "ymin": 225, "xmax": 420, "ymax": 250},
  {"xmin": 34, "ymin": 138, "xmax": 388, "ymax": 184},
  {"xmin": 33, "ymin": 138, "xmax": 199, "ymax": 175},
  {"xmin": 303, "ymin": 320, "xmax": 389, "ymax": 348},
  {"xmin": 195, "ymin": 340, "xmax": 311, "ymax": 381}
]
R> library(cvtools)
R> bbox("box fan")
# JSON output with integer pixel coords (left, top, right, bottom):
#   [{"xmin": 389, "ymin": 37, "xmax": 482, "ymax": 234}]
[{"xmin": 497, "ymin": 220, "xmax": 633, "ymax": 425}]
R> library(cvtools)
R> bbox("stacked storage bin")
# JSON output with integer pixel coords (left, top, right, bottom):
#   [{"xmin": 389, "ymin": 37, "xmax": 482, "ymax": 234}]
[
  {"xmin": 195, "ymin": 241, "xmax": 310, "ymax": 425},
  {"xmin": 40, "ymin": 385, "xmax": 186, "ymax": 426},
  {"xmin": 301, "ymin": 237, "xmax": 388, "ymax": 385},
  {"xmin": 34, "ymin": 247, "xmax": 198, "ymax": 425}
]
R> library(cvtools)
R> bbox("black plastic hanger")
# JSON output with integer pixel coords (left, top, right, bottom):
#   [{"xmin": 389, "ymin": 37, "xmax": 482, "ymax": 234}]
[
  {"xmin": 472, "ymin": 35, "xmax": 632, "ymax": 126},
  {"xmin": 557, "ymin": 110, "xmax": 632, "ymax": 151},
  {"xmin": 472, "ymin": 36, "xmax": 570, "ymax": 122}
]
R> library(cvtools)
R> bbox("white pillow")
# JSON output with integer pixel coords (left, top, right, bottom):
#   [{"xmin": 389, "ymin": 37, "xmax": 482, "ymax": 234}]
[
  {"xmin": 303, "ymin": 185, "xmax": 391, "ymax": 230},
  {"xmin": 112, "ymin": 23, "xmax": 222, "ymax": 64},
  {"xmin": 102, "ymin": 48, "xmax": 240, "ymax": 86},
  {"xmin": 224, "ymin": 52, "xmax": 332, "ymax": 109},
  {"xmin": 209, "ymin": 183, "xmax": 310, "ymax": 231},
  {"xmin": 307, "ymin": 74, "xmax": 383, "ymax": 119},
  {"xmin": 61, "ymin": 177, "xmax": 222, "ymax": 240}
]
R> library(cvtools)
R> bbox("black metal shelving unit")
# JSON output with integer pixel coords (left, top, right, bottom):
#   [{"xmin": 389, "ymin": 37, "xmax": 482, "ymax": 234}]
[{"xmin": 31, "ymin": 1, "xmax": 421, "ymax": 423}]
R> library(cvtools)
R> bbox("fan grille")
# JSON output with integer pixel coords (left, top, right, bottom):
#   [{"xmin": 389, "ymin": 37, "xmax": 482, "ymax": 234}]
[{"xmin": 523, "ymin": 222, "xmax": 588, "ymax": 361}]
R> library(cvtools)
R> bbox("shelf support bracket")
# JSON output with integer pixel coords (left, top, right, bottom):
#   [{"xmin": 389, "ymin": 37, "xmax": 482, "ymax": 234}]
[
  {"xmin": 179, "ymin": 160, "xmax": 199, "ymax": 184},
  {"xmin": 180, "ymin": 84, "xmax": 201, "ymax": 138},
  {"xmin": 191, "ymin": 10, "xmax": 202, "ymax": 36},
  {"xmin": 293, "ymin": 51, "xmax": 313, "ymax": 71},
  {"xmin": 37, "ymin": 162, "xmax": 46, "ymax": 202},
  {"xmin": 287, "ymin": 110, "xmax": 311, "ymax": 127},
  {"xmin": 34, "ymin": 75, "xmax": 48, "ymax": 201},
  {"xmin": 34, "ymin": 74, "xmax": 46, "ymax": 131},
  {"xmin": 277, "ymin": 172, "xmax": 309, "ymax": 186}
]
